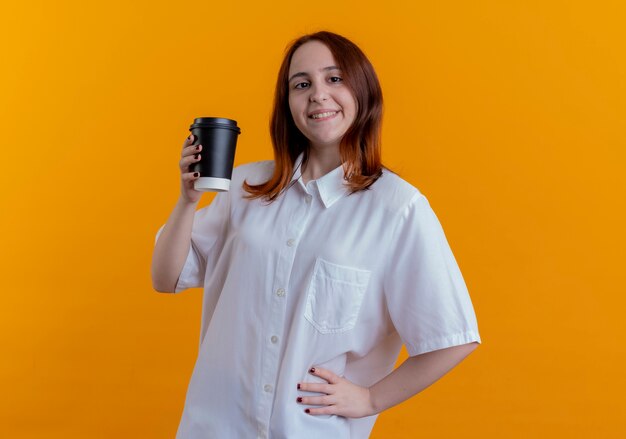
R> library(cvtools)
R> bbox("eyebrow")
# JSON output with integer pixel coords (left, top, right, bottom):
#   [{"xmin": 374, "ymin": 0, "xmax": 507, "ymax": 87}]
[{"xmin": 288, "ymin": 65, "xmax": 340, "ymax": 83}]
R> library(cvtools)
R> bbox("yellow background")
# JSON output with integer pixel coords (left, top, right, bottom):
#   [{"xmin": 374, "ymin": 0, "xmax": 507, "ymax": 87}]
[{"xmin": 1, "ymin": 0, "xmax": 625, "ymax": 437}]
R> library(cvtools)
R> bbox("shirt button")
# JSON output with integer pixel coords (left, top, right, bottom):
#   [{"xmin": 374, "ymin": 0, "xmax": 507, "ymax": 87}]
[
  {"xmin": 264, "ymin": 384, "xmax": 273, "ymax": 393},
  {"xmin": 270, "ymin": 335, "xmax": 279, "ymax": 344},
  {"xmin": 276, "ymin": 288, "xmax": 286, "ymax": 297},
  {"xmin": 286, "ymin": 238, "xmax": 295, "ymax": 247},
  {"xmin": 305, "ymin": 195, "xmax": 312, "ymax": 203}
]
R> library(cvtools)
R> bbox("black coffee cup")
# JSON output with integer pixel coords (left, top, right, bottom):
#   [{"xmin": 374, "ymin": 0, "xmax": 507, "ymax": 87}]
[{"xmin": 189, "ymin": 117, "xmax": 241, "ymax": 192}]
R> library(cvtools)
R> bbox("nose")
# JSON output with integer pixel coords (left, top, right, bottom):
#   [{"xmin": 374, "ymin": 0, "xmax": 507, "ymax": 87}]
[{"xmin": 308, "ymin": 82, "xmax": 329, "ymax": 103}]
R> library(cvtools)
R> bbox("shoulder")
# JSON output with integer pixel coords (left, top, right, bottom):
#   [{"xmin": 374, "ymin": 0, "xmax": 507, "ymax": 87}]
[
  {"xmin": 369, "ymin": 170, "xmax": 448, "ymax": 246},
  {"xmin": 232, "ymin": 160, "xmax": 274, "ymax": 182},
  {"xmin": 367, "ymin": 167, "xmax": 427, "ymax": 215},
  {"xmin": 231, "ymin": 160, "xmax": 275, "ymax": 187}
]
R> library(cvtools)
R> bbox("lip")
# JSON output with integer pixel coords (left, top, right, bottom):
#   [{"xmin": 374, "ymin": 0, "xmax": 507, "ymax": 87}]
[{"xmin": 308, "ymin": 109, "xmax": 340, "ymax": 121}]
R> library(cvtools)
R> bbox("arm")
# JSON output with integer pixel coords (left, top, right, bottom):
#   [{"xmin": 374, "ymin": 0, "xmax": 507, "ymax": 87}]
[
  {"xmin": 151, "ymin": 197, "xmax": 198, "ymax": 293},
  {"xmin": 297, "ymin": 342, "xmax": 479, "ymax": 418},
  {"xmin": 151, "ymin": 134, "xmax": 206, "ymax": 293},
  {"xmin": 369, "ymin": 341, "xmax": 479, "ymax": 413}
]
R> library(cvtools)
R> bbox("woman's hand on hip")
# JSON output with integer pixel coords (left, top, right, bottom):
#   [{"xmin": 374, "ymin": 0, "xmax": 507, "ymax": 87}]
[{"xmin": 296, "ymin": 367, "xmax": 376, "ymax": 418}]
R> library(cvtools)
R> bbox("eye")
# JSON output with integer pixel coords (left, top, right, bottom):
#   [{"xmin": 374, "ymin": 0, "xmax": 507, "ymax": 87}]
[
  {"xmin": 329, "ymin": 76, "xmax": 343, "ymax": 83},
  {"xmin": 294, "ymin": 81, "xmax": 310, "ymax": 89}
]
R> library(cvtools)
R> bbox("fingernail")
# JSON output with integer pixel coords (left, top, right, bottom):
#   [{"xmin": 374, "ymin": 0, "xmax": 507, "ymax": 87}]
[
  {"xmin": 305, "ymin": 409, "xmax": 310, "ymax": 414},
  {"xmin": 194, "ymin": 154, "xmax": 199, "ymax": 159},
  {"xmin": 193, "ymin": 172, "xmax": 199, "ymax": 177},
  {"xmin": 195, "ymin": 145, "xmax": 200, "ymax": 150},
  {"xmin": 297, "ymin": 383, "xmax": 301, "ymax": 390},
  {"xmin": 296, "ymin": 397, "xmax": 302, "ymax": 403},
  {"xmin": 309, "ymin": 368, "xmax": 315, "ymax": 374}
]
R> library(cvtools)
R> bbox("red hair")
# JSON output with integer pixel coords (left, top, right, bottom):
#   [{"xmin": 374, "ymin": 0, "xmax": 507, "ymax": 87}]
[{"xmin": 244, "ymin": 31, "xmax": 384, "ymax": 202}]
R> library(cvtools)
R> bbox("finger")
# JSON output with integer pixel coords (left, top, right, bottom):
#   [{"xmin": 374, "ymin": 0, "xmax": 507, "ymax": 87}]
[
  {"xmin": 179, "ymin": 154, "xmax": 200, "ymax": 172},
  {"xmin": 179, "ymin": 154, "xmax": 201, "ymax": 170},
  {"xmin": 181, "ymin": 143, "xmax": 202, "ymax": 157},
  {"xmin": 297, "ymin": 382, "xmax": 333, "ymax": 394},
  {"xmin": 297, "ymin": 395, "xmax": 334, "ymax": 406},
  {"xmin": 183, "ymin": 134, "xmax": 195, "ymax": 147},
  {"xmin": 181, "ymin": 171, "xmax": 200, "ymax": 182},
  {"xmin": 305, "ymin": 406, "xmax": 335, "ymax": 416},
  {"xmin": 309, "ymin": 367, "xmax": 340, "ymax": 385}
]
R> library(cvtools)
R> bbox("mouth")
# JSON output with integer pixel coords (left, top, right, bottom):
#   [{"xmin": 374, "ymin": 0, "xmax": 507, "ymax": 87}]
[{"xmin": 308, "ymin": 110, "xmax": 339, "ymax": 120}]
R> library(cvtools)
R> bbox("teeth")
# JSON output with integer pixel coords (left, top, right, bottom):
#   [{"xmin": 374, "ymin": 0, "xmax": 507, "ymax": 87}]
[{"xmin": 310, "ymin": 111, "xmax": 337, "ymax": 119}]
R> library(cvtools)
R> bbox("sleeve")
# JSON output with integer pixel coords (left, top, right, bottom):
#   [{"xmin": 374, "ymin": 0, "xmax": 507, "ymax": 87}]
[
  {"xmin": 383, "ymin": 193, "xmax": 481, "ymax": 356},
  {"xmin": 155, "ymin": 191, "xmax": 231, "ymax": 293}
]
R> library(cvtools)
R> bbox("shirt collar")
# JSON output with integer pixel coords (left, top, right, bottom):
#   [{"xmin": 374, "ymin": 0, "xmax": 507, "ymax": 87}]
[{"xmin": 290, "ymin": 152, "xmax": 349, "ymax": 209}]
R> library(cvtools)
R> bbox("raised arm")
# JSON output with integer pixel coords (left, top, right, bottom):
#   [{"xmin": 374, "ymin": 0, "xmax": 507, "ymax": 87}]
[{"xmin": 151, "ymin": 134, "xmax": 204, "ymax": 293}]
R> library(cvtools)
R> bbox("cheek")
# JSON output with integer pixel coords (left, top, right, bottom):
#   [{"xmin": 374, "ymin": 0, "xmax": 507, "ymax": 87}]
[
  {"xmin": 288, "ymin": 96, "xmax": 301, "ymax": 119},
  {"xmin": 351, "ymin": 95, "xmax": 359, "ymax": 114},
  {"xmin": 345, "ymin": 99, "xmax": 358, "ymax": 123},
  {"xmin": 341, "ymin": 93, "xmax": 358, "ymax": 119}
]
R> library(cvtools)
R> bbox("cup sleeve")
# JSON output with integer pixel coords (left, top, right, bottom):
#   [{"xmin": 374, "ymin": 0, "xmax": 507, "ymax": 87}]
[
  {"xmin": 155, "ymin": 191, "xmax": 231, "ymax": 293},
  {"xmin": 383, "ymin": 193, "xmax": 481, "ymax": 356}
]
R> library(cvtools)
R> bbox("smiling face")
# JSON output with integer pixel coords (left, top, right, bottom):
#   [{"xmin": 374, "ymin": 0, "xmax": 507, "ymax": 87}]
[{"xmin": 287, "ymin": 41, "xmax": 357, "ymax": 152}]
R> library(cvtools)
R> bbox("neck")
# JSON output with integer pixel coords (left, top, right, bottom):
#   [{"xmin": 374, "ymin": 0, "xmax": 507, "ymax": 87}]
[{"xmin": 301, "ymin": 144, "xmax": 341, "ymax": 185}]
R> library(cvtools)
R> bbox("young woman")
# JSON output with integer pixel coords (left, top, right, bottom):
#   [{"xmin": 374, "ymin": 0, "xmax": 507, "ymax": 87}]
[{"xmin": 152, "ymin": 31, "xmax": 481, "ymax": 439}]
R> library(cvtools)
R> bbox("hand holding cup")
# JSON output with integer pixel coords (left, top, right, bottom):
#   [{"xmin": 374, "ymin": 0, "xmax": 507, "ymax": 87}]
[
  {"xmin": 179, "ymin": 134, "xmax": 203, "ymax": 204},
  {"xmin": 188, "ymin": 117, "xmax": 241, "ymax": 192}
]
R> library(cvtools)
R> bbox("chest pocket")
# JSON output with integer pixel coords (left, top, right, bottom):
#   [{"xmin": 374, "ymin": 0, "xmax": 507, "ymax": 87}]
[{"xmin": 304, "ymin": 258, "xmax": 372, "ymax": 334}]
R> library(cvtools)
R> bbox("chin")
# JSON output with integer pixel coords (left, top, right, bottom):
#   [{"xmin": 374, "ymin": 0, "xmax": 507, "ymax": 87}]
[
  {"xmin": 308, "ymin": 130, "xmax": 345, "ymax": 145},
  {"xmin": 309, "ymin": 138, "xmax": 342, "ymax": 149}
]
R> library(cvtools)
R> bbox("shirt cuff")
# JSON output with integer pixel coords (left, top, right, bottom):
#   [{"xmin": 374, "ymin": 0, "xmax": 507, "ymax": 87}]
[{"xmin": 405, "ymin": 330, "xmax": 482, "ymax": 356}]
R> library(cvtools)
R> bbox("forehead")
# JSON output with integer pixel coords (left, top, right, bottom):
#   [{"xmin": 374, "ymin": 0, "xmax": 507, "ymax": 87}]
[{"xmin": 288, "ymin": 41, "xmax": 337, "ymax": 75}]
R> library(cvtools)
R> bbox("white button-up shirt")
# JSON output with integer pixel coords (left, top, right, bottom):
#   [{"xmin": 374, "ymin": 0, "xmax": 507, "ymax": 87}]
[{"xmin": 158, "ymin": 154, "xmax": 481, "ymax": 438}]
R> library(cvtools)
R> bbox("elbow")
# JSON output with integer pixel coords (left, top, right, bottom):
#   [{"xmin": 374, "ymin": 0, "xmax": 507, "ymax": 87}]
[
  {"xmin": 151, "ymin": 265, "xmax": 177, "ymax": 293},
  {"xmin": 464, "ymin": 341, "xmax": 480, "ymax": 357},
  {"xmin": 450, "ymin": 341, "xmax": 480, "ymax": 364},
  {"xmin": 466, "ymin": 341, "xmax": 479, "ymax": 351},
  {"xmin": 151, "ymin": 275, "xmax": 177, "ymax": 294},
  {"xmin": 153, "ymin": 284, "xmax": 175, "ymax": 294}
]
